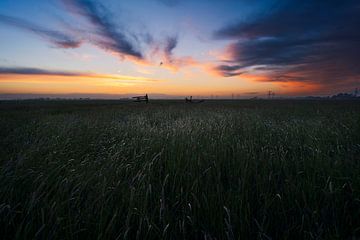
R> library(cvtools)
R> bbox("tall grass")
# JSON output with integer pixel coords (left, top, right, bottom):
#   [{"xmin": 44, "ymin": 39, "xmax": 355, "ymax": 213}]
[{"xmin": 0, "ymin": 100, "xmax": 359, "ymax": 239}]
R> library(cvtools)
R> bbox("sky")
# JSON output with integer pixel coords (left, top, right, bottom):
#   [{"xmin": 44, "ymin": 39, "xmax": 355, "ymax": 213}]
[{"xmin": 0, "ymin": 0, "xmax": 359, "ymax": 99}]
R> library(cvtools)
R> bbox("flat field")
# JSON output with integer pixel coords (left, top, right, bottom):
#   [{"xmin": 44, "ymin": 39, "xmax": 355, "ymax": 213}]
[{"xmin": 0, "ymin": 100, "xmax": 359, "ymax": 239}]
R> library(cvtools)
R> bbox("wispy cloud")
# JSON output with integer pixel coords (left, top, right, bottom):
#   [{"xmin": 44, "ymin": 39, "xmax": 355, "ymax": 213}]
[
  {"xmin": 61, "ymin": 0, "xmax": 143, "ymax": 59},
  {"xmin": 164, "ymin": 36, "xmax": 178, "ymax": 62},
  {"xmin": 154, "ymin": 35, "xmax": 198, "ymax": 70},
  {"xmin": 0, "ymin": 14, "xmax": 82, "ymax": 49}
]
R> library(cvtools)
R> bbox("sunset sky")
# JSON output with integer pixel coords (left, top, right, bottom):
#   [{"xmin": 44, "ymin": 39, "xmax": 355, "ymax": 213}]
[{"xmin": 0, "ymin": 0, "xmax": 359, "ymax": 98}]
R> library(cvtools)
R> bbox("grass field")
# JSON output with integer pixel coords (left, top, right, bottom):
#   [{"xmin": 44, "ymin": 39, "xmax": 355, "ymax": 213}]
[{"xmin": 0, "ymin": 100, "xmax": 359, "ymax": 239}]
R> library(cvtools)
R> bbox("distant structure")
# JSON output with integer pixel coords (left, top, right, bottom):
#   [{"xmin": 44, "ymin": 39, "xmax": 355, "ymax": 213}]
[
  {"xmin": 268, "ymin": 90, "xmax": 275, "ymax": 99},
  {"xmin": 330, "ymin": 88, "xmax": 360, "ymax": 99},
  {"xmin": 185, "ymin": 96, "xmax": 204, "ymax": 103},
  {"xmin": 354, "ymin": 88, "xmax": 359, "ymax": 97},
  {"xmin": 132, "ymin": 94, "xmax": 149, "ymax": 103},
  {"xmin": 331, "ymin": 92, "xmax": 359, "ymax": 100}
]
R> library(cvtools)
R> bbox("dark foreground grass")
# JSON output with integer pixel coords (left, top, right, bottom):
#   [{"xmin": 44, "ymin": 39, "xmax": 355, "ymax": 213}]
[{"xmin": 0, "ymin": 100, "xmax": 359, "ymax": 239}]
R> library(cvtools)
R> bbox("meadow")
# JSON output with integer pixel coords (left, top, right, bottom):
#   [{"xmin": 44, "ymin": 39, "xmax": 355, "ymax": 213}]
[{"xmin": 0, "ymin": 99, "xmax": 359, "ymax": 239}]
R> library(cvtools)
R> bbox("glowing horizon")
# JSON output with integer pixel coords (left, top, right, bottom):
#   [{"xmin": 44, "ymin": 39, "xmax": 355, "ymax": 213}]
[{"xmin": 0, "ymin": 0, "xmax": 359, "ymax": 98}]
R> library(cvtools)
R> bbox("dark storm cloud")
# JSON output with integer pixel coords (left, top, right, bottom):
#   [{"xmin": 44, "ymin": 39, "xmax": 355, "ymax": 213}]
[
  {"xmin": 61, "ymin": 0, "xmax": 143, "ymax": 59},
  {"xmin": 214, "ymin": 0, "xmax": 360, "ymax": 87},
  {"xmin": 0, "ymin": 67, "xmax": 84, "ymax": 76},
  {"xmin": 0, "ymin": 14, "xmax": 81, "ymax": 49}
]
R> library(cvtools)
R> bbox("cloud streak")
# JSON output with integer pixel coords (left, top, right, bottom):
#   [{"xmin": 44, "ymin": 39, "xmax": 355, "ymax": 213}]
[
  {"xmin": 61, "ymin": 0, "xmax": 143, "ymax": 59},
  {"xmin": 0, "ymin": 67, "xmax": 87, "ymax": 77},
  {"xmin": 213, "ymin": 0, "xmax": 360, "ymax": 90},
  {"xmin": 0, "ymin": 14, "xmax": 82, "ymax": 48},
  {"xmin": 0, "ymin": 66, "xmax": 162, "ymax": 82}
]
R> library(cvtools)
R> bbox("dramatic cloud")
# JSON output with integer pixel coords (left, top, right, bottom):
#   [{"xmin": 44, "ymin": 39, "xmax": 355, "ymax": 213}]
[
  {"xmin": 214, "ymin": 0, "xmax": 360, "ymax": 90},
  {"xmin": 0, "ymin": 14, "xmax": 81, "ymax": 48},
  {"xmin": 61, "ymin": 0, "xmax": 143, "ymax": 59}
]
